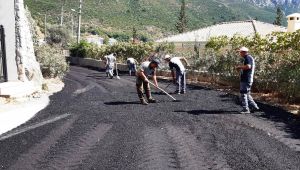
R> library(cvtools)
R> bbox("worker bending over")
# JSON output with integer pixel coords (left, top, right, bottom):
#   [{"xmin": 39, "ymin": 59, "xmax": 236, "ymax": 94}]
[
  {"xmin": 136, "ymin": 58, "xmax": 160, "ymax": 105},
  {"xmin": 164, "ymin": 54, "xmax": 190, "ymax": 94}
]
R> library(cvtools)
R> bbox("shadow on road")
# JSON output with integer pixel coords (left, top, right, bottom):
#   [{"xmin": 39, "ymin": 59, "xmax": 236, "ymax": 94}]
[
  {"xmin": 188, "ymin": 84, "xmax": 209, "ymax": 91},
  {"xmin": 219, "ymin": 93, "xmax": 240, "ymax": 104},
  {"xmin": 174, "ymin": 110, "xmax": 239, "ymax": 115},
  {"xmin": 104, "ymin": 101, "xmax": 140, "ymax": 105},
  {"xmin": 219, "ymin": 92, "xmax": 300, "ymax": 140},
  {"xmin": 258, "ymin": 103, "xmax": 300, "ymax": 139}
]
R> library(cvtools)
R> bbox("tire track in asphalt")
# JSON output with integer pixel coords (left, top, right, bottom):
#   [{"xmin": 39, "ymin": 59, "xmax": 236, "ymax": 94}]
[
  {"xmin": 66, "ymin": 71, "xmax": 109, "ymax": 95},
  {"xmin": 43, "ymin": 123, "xmax": 112, "ymax": 170},
  {"xmin": 138, "ymin": 127, "xmax": 178, "ymax": 170},
  {"xmin": 192, "ymin": 114, "xmax": 300, "ymax": 170},
  {"xmin": 235, "ymin": 114, "xmax": 300, "ymax": 152},
  {"xmin": 166, "ymin": 125, "xmax": 231, "ymax": 170},
  {"xmin": 201, "ymin": 113, "xmax": 300, "ymax": 153},
  {"xmin": 138, "ymin": 125, "xmax": 231, "ymax": 170},
  {"xmin": 8, "ymin": 116, "xmax": 77, "ymax": 170}
]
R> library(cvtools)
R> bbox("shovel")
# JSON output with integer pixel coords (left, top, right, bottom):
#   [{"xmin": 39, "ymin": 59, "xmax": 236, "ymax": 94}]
[{"xmin": 148, "ymin": 81, "xmax": 177, "ymax": 101}]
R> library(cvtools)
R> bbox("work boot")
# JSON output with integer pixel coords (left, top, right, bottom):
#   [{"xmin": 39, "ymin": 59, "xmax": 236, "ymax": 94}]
[
  {"xmin": 250, "ymin": 106, "xmax": 260, "ymax": 113},
  {"xmin": 140, "ymin": 99, "xmax": 148, "ymax": 105},
  {"xmin": 148, "ymin": 98, "xmax": 156, "ymax": 103},
  {"xmin": 240, "ymin": 109, "xmax": 250, "ymax": 114}
]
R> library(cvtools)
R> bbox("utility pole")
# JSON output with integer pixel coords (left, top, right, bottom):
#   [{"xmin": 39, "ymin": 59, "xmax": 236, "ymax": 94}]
[
  {"xmin": 44, "ymin": 14, "xmax": 47, "ymax": 41},
  {"xmin": 71, "ymin": 14, "xmax": 74, "ymax": 37},
  {"xmin": 77, "ymin": 0, "xmax": 82, "ymax": 43},
  {"xmin": 60, "ymin": 0, "xmax": 66, "ymax": 26}
]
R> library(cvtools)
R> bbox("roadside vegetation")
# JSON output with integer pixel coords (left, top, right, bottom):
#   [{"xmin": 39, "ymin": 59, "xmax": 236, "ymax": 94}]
[
  {"xmin": 35, "ymin": 24, "xmax": 71, "ymax": 79},
  {"xmin": 26, "ymin": 6, "xmax": 70, "ymax": 79},
  {"xmin": 69, "ymin": 41, "xmax": 175, "ymax": 62},
  {"xmin": 200, "ymin": 30, "xmax": 300, "ymax": 103}
]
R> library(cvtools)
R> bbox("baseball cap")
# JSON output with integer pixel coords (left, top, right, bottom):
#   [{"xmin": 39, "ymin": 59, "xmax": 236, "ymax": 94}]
[
  {"xmin": 164, "ymin": 54, "xmax": 171, "ymax": 60},
  {"xmin": 239, "ymin": 47, "xmax": 249, "ymax": 52},
  {"xmin": 151, "ymin": 58, "xmax": 160, "ymax": 67}
]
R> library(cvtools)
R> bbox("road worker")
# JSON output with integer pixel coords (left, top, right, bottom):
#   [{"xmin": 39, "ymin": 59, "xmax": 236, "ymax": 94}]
[
  {"xmin": 164, "ymin": 54, "xmax": 190, "ymax": 94},
  {"xmin": 126, "ymin": 57, "xmax": 138, "ymax": 76},
  {"xmin": 235, "ymin": 47, "xmax": 260, "ymax": 114},
  {"xmin": 136, "ymin": 58, "xmax": 160, "ymax": 105},
  {"xmin": 104, "ymin": 53, "xmax": 117, "ymax": 79}
]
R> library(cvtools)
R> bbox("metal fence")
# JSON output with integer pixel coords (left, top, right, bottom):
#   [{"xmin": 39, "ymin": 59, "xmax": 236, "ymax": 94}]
[{"xmin": 0, "ymin": 25, "xmax": 7, "ymax": 82}]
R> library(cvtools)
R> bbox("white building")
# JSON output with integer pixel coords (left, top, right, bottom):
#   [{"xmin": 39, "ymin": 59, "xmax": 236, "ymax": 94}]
[
  {"xmin": 156, "ymin": 20, "xmax": 286, "ymax": 44},
  {"xmin": 287, "ymin": 13, "xmax": 300, "ymax": 32},
  {"xmin": 0, "ymin": 0, "xmax": 43, "ymax": 97},
  {"xmin": 86, "ymin": 35, "xmax": 104, "ymax": 46}
]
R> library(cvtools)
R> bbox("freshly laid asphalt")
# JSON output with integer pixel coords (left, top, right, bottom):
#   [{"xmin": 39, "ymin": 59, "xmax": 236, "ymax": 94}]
[{"xmin": 1, "ymin": 65, "xmax": 300, "ymax": 170}]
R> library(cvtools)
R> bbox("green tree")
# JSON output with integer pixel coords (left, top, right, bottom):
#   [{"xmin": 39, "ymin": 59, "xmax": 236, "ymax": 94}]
[
  {"xmin": 133, "ymin": 27, "xmax": 137, "ymax": 39},
  {"xmin": 176, "ymin": 0, "xmax": 188, "ymax": 33},
  {"xmin": 273, "ymin": 7, "xmax": 284, "ymax": 26}
]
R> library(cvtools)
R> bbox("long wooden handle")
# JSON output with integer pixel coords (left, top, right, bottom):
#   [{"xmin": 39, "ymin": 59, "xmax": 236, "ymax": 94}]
[
  {"xmin": 148, "ymin": 81, "xmax": 176, "ymax": 101},
  {"xmin": 116, "ymin": 63, "xmax": 119, "ymax": 76}
]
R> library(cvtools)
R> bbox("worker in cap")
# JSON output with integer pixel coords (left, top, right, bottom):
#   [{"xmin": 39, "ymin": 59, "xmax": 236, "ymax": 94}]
[
  {"xmin": 164, "ymin": 54, "xmax": 190, "ymax": 94},
  {"xmin": 236, "ymin": 47, "xmax": 260, "ymax": 114},
  {"xmin": 136, "ymin": 58, "xmax": 160, "ymax": 105}
]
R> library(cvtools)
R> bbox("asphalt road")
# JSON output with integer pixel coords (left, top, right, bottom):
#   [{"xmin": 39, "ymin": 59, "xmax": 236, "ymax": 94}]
[{"xmin": 1, "ymin": 66, "xmax": 300, "ymax": 170}]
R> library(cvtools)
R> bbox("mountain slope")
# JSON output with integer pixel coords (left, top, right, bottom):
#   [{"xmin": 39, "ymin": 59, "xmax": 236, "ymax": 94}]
[
  {"xmin": 244, "ymin": 0, "xmax": 300, "ymax": 8},
  {"xmin": 24, "ymin": 0, "xmax": 297, "ymax": 39}
]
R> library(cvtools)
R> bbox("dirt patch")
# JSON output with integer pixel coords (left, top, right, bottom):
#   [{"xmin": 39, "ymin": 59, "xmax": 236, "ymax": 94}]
[{"xmin": 42, "ymin": 78, "xmax": 64, "ymax": 94}]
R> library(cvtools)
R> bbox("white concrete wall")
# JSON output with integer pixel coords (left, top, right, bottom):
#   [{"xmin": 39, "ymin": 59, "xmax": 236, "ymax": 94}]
[
  {"xmin": 0, "ymin": 0, "xmax": 18, "ymax": 81},
  {"xmin": 287, "ymin": 14, "xmax": 300, "ymax": 32},
  {"xmin": 16, "ymin": 0, "xmax": 43, "ymax": 86}
]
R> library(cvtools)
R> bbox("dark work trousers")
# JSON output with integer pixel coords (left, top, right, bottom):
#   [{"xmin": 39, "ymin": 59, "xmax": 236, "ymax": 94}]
[
  {"xmin": 127, "ymin": 63, "xmax": 136, "ymax": 76},
  {"xmin": 136, "ymin": 76, "xmax": 152, "ymax": 101}
]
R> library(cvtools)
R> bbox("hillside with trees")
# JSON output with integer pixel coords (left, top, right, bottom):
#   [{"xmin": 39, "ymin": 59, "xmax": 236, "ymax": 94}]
[{"xmin": 24, "ymin": 0, "xmax": 295, "ymax": 40}]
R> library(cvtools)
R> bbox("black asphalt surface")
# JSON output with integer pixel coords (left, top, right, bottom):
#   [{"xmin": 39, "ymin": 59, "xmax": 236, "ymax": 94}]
[{"xmin": 1, "ymin": 66, "xmax": 300, "ymax": 170}]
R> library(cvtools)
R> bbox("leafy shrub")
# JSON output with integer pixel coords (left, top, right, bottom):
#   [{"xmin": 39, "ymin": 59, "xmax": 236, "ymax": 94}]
[
  {"xmin": 69, "ymin": 41, "xmax": 159, "ymax": 62},
  {"xmin": 205, "ymin": 36, "xmax": 229, "ymax": 51},
  {"xmin": 35, "ymin": 45, "xmax": 69, "ymax": 78},
  {"xmin": 46, "ymin": 25, "xmax": 72, "ymax": 47},
  {"xmin": 69, "ymin": 40, "xmax": 92, "ymax": 58},
  {"xmin": 155, "ymin": 42, "xmax": 175, "ymax": 54}
]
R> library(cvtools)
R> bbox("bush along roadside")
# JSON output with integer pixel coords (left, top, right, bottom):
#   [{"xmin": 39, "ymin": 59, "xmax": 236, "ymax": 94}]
[
  {"xmin": 69, "ymin": 40, "xmax": 175, "ymax": 62},
  {"xmin": 35, "ymin": 44, "xmax": 69, "ymax": 78},
  {"xmin": 201, "ymin": 31, "xmax": 300, "ymax": 104}
]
